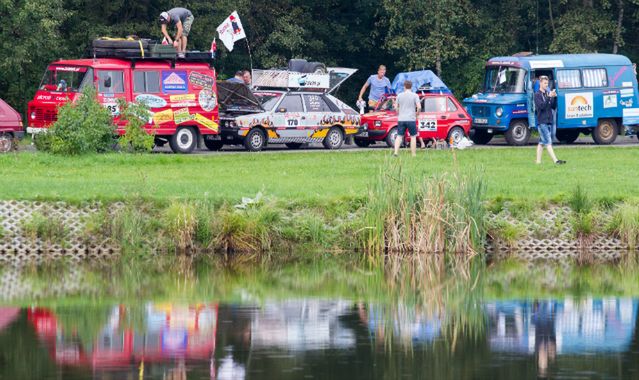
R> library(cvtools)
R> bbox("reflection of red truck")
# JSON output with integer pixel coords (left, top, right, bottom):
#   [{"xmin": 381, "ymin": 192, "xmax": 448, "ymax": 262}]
[
  {"xmin": 27, "ymin": 57, "xmax": 222, "ymax": 153},
  {"xmin": 0, "ymin": 98, "xmax": 23, "ymax": 153}
]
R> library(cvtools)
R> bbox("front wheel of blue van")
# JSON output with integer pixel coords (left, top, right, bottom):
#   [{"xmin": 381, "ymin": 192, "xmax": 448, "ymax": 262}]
[
  {"xmin": 592, "ymin": 119, "xmax": 618, "ymax": 145},
  {"xmin": 504, "ymin": 121, "xmax": 530, "ymax": 146}
]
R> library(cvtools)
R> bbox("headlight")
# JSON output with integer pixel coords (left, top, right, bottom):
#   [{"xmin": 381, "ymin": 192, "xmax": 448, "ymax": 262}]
[
  {"xmin": 30, "ymin": 112, "xmax": 36, "ymax": 120},
  {"xmin": 374, "ymin": 120, "xmax": 382, "ymax": 127},
  {"xmin": 495, "ymin": 107, "xmax": 503, "ymax": 117},
  {"xmin": 361, "ymin": 123, "xmax": 368, "ymax": 130}
]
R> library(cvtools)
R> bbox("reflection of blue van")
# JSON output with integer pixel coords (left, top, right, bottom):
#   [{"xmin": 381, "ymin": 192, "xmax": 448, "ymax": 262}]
[{"xmin": 463, "ymin": 54, "xmax": 639, "ymax": 145}]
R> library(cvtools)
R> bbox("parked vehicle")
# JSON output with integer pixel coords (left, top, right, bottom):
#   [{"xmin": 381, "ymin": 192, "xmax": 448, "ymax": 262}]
[
  {"xmin": 0, "ymin": 98, "xmax": 23, "ymax": 153},
  {"xmin": 218, "ymin": 67, "xmax": 362, "ymax": 151},
  {"xmin": 27, "ymin": 55, "xmax": 221, "ymax": 153},
  {"xmin": 356, "ymin": 71, "xmax": 470, "ymax": 147},
  {"xmin": 463, "ymin": 53, "xmax": 639, "ymax": 146}
]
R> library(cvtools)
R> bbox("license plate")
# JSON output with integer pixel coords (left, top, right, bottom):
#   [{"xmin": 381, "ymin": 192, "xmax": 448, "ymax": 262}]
[
  {"xmin": 358, "ymin": 132, "xmax": 369, "ymax": 137},
  {"xmin": 474, "ymin": 118, "xmax": 488, "ymax": 124}
]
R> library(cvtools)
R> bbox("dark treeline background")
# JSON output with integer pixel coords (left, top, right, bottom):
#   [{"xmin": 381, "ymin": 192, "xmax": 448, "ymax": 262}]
[{"xmin": 1, "ymin": 0, "xmax": 639, "ymax": 114}]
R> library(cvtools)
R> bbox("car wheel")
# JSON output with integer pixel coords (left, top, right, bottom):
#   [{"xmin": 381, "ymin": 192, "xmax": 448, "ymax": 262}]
[
  {"xmin": 354, "ymin": 138, "xmax": 371, "ymax": 148},
  {"xmin": 204, "ymin": 140, "xmax": 224, "ymax": 151},
  {"xmin": 556, "ymin": 129, "xmax": 580, "ymax": 144},
  {"xmin": 504, "ymin": 120, "xmax": 530, "ymax": 146},
  {"xmin": 169, "ymin": 127, "xmax": 197, "ymax": 154},
  {"xmin": 285, "ymin": 142, "xmax": 304, "ymax": 149},
  {"xmin": 0, "ymin": 133, "xmax": 13, "ymax": 153},
  {"xmin": 243, "ymin": 128, "xmax": 266, "ymax": 151},
  {"xmin": 385, "ymin": 127, "xmax": 398, "ymax": 147},
  {"xmin": 323, "ymin": 127, "xmax": 344, "ymax": 149},
  {"xmin": 447, "ymin": 127, "xmax": 465, "ymax": 146},
  {"xmin": 471, "ymin": 129, "xmax": 493, "ymax": 145},
  {"xmin": 592, "ymin": 119, "xmax": 617, "ymax": 145}
]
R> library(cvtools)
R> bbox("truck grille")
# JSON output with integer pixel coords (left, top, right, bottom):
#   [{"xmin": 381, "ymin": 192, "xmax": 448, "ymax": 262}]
[
  {"xmin": 471, "ymin": 106, "xmax": 490, "ymax": 117},
  {"xmin": 33, "ymin": 108, "xmax": 57, "ymax": 124}
]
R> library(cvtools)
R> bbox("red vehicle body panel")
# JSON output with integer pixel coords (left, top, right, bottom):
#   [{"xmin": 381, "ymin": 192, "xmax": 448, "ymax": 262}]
[
  {"xmin": 360, "ymin": 93, "xmax": 471, "ymax": 143},
  {"xmin": 27, "ymin": 58, "xmax": 219, "ymax": 136},
  {"xmin": 0, "ymin": 98, "xmax": 22, "ymax": 133}
]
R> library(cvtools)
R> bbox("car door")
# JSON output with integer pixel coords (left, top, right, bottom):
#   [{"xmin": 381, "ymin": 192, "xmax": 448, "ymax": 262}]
[
  {"xmin": 274, "ymin": 94, "xmax": 306, "ymax": 139},
  {"xmin": 419, "ymin": 96, "xmax": 449, "ymax": 139},
  {"xmin": 303, "ymin": 94, "xmax": 341, "ymax": 134},
  {"xmin": 96, "ymin": 69, "xmax": 127, "ymax": 123}
]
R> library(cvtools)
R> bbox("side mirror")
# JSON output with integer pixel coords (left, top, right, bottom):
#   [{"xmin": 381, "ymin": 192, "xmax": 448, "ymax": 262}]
[{"xmin": 277, "ymin": 107, "xmax": 287, "ymax": 113}]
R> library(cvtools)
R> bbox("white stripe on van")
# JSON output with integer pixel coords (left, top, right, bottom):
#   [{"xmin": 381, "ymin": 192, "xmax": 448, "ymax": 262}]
[
  {"xmin": 529, "ymin": 60, "xmax": 564, "ymax": 69},
  {"xmin": 622, "ymin": 108, "xmax": 639, "ymax": 117}
]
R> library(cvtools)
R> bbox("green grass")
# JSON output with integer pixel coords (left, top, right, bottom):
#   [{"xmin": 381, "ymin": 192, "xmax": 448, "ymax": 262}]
[{"xmin": 0, "ymin": 147, "xmax": 638, "ymax": 203}]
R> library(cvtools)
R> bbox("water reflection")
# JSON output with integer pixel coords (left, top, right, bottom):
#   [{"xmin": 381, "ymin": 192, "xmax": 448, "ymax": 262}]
[{"xmin": 1, "ymin": 298, "xmax": 639, "ymax": 379}]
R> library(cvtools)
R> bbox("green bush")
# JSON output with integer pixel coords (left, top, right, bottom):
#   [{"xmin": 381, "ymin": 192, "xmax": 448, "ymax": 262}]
[
  {"xmin": 117, "ymin": 99, "xmax": 155, "ymax": 153},
  {"xmin": 21, "ymin": 211, "xmax": 68, "ymax": 244},
  {"xmin": 37, "ymin": 86, "xmax": 116, "ymax": 155}
]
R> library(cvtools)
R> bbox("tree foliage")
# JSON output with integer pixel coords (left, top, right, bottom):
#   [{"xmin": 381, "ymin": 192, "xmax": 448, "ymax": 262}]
[{"xmin": 1, "ymin": 0, "xmax": 638, "ymax": 114}]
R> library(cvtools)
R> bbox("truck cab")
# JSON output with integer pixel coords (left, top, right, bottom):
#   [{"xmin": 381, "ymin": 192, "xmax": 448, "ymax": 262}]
[
  {"xmin": 27, "ymin": 57, "xmax": 220, "ymax": 153},
  {"xmin": 463, "ymin": 54, "xmax": 639, "ymax": 145}
]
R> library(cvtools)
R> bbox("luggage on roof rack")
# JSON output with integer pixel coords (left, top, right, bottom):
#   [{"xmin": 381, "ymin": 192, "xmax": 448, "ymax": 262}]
[{"xmin": 88, "ymin": 37, "xmax": 214, "ymax": 62}]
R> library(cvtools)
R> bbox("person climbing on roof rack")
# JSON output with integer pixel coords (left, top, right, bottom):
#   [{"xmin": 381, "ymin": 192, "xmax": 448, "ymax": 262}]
[{"xmin": 159, "ymin": 7, "xmax": 194, "ymax": 58}]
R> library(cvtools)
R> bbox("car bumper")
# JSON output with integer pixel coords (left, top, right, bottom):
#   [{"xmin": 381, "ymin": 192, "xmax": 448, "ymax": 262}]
[
  {"xmin": 471, "ymin": 125, "xmax": 508, "ymax": 132},
  {"xmin": 27, "ymin": 127, "xmax": 48, "ymax": 134}
]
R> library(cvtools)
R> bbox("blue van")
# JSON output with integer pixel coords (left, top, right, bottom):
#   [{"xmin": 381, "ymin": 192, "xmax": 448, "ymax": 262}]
[{"xmin": 463, "ymin": 53, "xmax": 639, "ymax": 145}]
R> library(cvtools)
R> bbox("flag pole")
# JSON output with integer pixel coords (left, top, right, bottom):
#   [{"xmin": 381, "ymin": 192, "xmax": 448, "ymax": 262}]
[{"xmin": 246, "ymin": 38, "xmax": 253, "ymax": 73}]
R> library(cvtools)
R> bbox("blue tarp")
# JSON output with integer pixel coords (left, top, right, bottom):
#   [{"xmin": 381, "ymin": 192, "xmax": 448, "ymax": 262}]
[{"xmin": 391, "ymin": 70, "xmax": 451, "ymax": 94}]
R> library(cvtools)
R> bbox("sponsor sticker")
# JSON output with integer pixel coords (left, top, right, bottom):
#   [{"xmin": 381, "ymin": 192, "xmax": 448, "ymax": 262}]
[
  {"xmin": 529, "ymin": 60, "xmax": 564, "ymax": 69},
  {"xmin": 171, "ymin": 101, "xmax": 197, "ymax": 108},
  {"xmin": 287, "ymin": 73, "xmax": 330, "ymax": 89},
  {"xmin": 189, "ymin": 72, "xmax": 215, "ymax": 89},
  {"xmin": 162, "ymin": 71, "xmax": 188, "ymax": 93},
  {"xmin": 135, "ymin": 94, "xmax": 167, "ymax": 108},
  {"xmin": 623, "ymin": 82, "xmax": 633, "ymax": 87},
  {"xmin": 54, "ymin": 66, "xmax": 85, "ymax": 72},
  {"xmin": 173, "ymin": 108, "xmax": 192, "ymax": 125},
  {"xmin": 623, "ymin": 108, "xmax": 639, "ymax": 117},
  {"xmin": 620, "ymin": 88, "xmax": 634, "ymax": 97},
  {"xmin": 170, "ymin": 94, "xmax": 196, "ymax": 102},
  {"xmin": 603, "ymin": 94, "xmax": 618, "ymax": 109},
  {"xmin": 198, "ymin": 89, "xmax": 217, "ymax": 111},
  {"xmin": 565, "ymin": 92, "xmax": 593, "ymax": 119},
  {"xmin": 153, "ymin": 109, "xmax": 174, "ymax": 125},
  {"xmin": 195, "ymin": 113, "xmax": 219, "ymax": 132}
]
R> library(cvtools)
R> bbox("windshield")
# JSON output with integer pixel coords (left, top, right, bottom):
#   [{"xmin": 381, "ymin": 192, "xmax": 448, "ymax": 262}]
[
  {"xmin": 39, "ymin": 65, "xmax": 92, "ymax": 93},
  {"xmin": 483, "ymin": 66, "xmax": 526, "ymax": 93},
  {"xmin": 255, "ymin": 92, "xmax": 283, "ymax": 111}
]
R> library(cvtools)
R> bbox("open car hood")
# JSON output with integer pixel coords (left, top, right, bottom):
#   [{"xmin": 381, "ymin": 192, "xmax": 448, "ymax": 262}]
[
  {"xmin": 327, "ymin": 68, "xmax": 358, "ymax": 94},
  {"xmin": 216, "ymin": 81, "xmax": 263, "ymax": 113}
]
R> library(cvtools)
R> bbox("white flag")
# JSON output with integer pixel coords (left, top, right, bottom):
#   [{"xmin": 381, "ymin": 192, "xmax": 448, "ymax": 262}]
[{"xmin": 216, "ymin": 11, "xmax": 246, "ymax": 51}]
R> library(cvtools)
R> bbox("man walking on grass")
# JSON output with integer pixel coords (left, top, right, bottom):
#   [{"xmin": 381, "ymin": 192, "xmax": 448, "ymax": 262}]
[
  {"xmin": 394, "ymin": 80, "xmax": 421, "ymax": 157},
  {"xmin": 535, "ymin": 76, "xmax": 565, "ymax": 165}
]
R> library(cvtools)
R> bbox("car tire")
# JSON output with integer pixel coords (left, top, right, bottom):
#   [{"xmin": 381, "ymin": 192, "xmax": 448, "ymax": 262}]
[
  {"xmin": 285, "ymin": 142, "xmax": 304, "ymax": 149},
  {"xmin": 323, "ymin": 127, "xmax": 344, "ymax": 149},
  {"xmin": 204, "ymin": 140, "xmax": 224, "ymax": 151},
  {"xmin": 0, "ymin": 133, "xmax": 13, "ymax": 153},
  {"xmin": 504, "ymin": 120, "xmax": 530, "ymax": 146},
  {"xmin": 592, "ymin": 119, "xmax": 617, "ymax": 145},
  {"xmin": 354, "ymin": 138, "xmax": 371, "ymax": 148},
  {"xmin": 304, "ymin": 62, "xmax": 327, "ymax": 74},
  {"xmin": 169, "ymin": 127, "xmax": 197, "ymax": 154},
  {"xmin": 471, "ymin": 129, "xmax": 493, "ymax": 145},
  {"xmin": 385, "ymin": 127, "xmax": 398, "ymax": 147},
  {"xmin": 447, "ymin": 127, "xmax": 465, "ymax": 146},
  {"xmin": 243, "ymin": 128, "xmax": 266, "ymax": 152},
  {"xmin": 288, "ymin": 59, "xmax": 308, "ymax": 73},
  {"xmin": 92, "ymin": 39, "xmax": 149, "ymax": 49},
  {"xmin": 556, "ymin": 129, "xmax": 580, "ymax": 144}
]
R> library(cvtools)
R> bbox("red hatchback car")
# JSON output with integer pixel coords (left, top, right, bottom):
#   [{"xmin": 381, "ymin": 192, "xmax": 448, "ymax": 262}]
[{"xmin": 355, "ymin": 92, "xmax": 472, "ymax": 147}]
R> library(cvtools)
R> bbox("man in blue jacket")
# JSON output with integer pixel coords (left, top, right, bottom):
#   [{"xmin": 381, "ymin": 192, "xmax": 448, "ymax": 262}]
[{"xmin": 534, "ymin": 76, "xmax": 565, "ymax": 164}]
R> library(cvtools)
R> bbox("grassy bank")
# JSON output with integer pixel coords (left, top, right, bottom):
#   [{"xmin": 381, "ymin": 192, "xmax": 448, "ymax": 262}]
[{"xmin": 0, "ymin": 147, "xmax": 638, "ymax": 203}]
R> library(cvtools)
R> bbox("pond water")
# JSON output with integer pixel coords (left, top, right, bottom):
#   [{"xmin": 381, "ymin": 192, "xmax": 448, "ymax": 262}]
[{"xmin": 2, "ymin": 297, "xmax": 639, "ymax": 379}]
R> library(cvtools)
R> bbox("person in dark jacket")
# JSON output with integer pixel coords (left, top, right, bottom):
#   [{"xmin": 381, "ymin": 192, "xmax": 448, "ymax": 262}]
[{"xmin": 534, "ymin": 76, "xmax": 565, "ymax": 164}]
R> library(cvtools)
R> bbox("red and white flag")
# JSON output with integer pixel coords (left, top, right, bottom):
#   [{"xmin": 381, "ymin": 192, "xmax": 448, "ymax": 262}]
[{"xmin": 216, "ymin": 11, "xmax": 246, "ymax": 51}]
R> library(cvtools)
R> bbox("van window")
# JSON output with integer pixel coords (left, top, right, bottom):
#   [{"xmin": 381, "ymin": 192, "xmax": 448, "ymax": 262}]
[
  {"xmin": 557, "ymin": 70, "xmax": 582, "ymax": 89},
  {"xmin": 582, "ymin": 68, "xmax": 608, "ymax": 88},
  {"xmin": 98, "ymin": 71, "xmax": 124, "ymax": 94},
  {"xmin": 133, "ymin": 71, "xmax": 160, "ymax": 93},
  {"xmin": 423, "ymin": 97, "xmax": 447, "ymax": 113},
  {"xmin": 277, "ymin": 95, "xmax": 304, "ymax": 112},
  {"xmin": 303, "ymin": 95, "xmax": 332, "ymax": 112}
]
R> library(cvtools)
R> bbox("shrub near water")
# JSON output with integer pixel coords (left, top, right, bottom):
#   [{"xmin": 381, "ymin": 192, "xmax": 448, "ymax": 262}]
[{"xmin": 35, "ymin": 87, "xmax": 116, "ymax": 155}]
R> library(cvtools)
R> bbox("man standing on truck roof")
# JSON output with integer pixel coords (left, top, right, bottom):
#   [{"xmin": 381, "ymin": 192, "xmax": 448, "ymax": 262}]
[
  {"xmin": 159, "ymin": 7, "xmax": 194, "ymax": 58},
  {"xmin": 394, "ymin": 80, "xmax": 421, "ymax": 157},
  {"xmin": 534, "ymin": 76, "xmax": 565, "ymax": 165},
  {"xmin": 358, "ymin": 65, "xmax": 391, "ymax": 112}
]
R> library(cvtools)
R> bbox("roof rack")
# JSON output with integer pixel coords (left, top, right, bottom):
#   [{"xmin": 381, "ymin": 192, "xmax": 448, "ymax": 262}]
[{"xmin": 252, "ymin": 69, "xmax": 330, "ymax": 91}]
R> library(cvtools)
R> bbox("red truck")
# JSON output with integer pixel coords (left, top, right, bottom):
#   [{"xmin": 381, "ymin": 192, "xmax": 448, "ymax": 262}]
[
  {"xmin": 356, "ymin": 92, "xmax": 472, "ymax": 147},
  {"xmin": 0, "ymin": 98, "xmax": 24, "ymax": 153},
  {"xmin": 27, "ymin": 57, "xmax": 222, "ymax": 153}
]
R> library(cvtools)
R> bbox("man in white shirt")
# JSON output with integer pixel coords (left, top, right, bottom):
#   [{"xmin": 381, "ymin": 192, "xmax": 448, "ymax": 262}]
[{"xmin": 394, "ymin": 80, "xmax": 421, "ymax": 157}]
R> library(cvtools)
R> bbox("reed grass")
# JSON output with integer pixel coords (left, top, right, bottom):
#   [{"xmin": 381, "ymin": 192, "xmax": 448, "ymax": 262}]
[
  {"xmin": 20, "ymin": 211, "xmax": 68, "ymax": 245},
  {"xmin": 163, "ymin": 201, "xmax": 198, "ymax": 251},
  {"xmin": 608, "ymin": 202, "xmax": 639, "ymax": 250}
]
